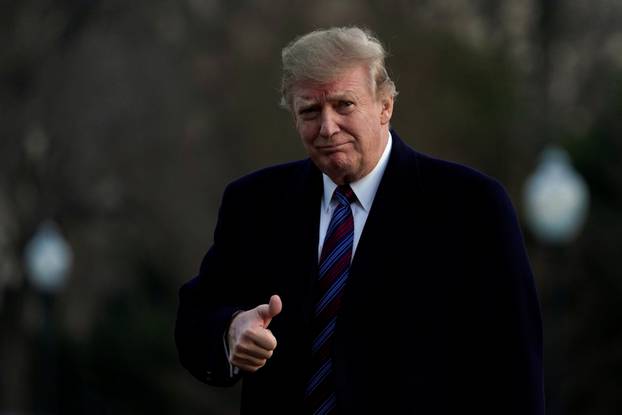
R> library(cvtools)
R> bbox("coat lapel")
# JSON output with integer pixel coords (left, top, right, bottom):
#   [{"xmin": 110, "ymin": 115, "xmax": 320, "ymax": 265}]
[
  {"xmin": 292, "ymin": 159, "xmax": 323, "ymax": 326},
  {"xmin": 348, "ymin": 131, "xmax": 422, "ymax": 292}
]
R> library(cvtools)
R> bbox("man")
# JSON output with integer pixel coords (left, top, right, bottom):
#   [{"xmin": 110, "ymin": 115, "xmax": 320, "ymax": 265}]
[{"xmin": 175, "ymin": 27, "xmax": 544, "ymax": 414}]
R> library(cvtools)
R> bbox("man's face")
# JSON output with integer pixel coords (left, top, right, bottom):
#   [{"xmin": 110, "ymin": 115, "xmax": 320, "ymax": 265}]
[{"xmin": 291, "ymin": 65, "xmax": 393, "ymax": 185}]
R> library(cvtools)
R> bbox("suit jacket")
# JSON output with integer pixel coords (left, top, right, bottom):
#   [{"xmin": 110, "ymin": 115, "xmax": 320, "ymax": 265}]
[{"xmin": 175, "ymin": 131, "xmax": 545, "ymax": 414}]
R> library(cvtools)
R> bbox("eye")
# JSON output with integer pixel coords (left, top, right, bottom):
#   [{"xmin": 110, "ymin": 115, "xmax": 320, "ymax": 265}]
[
  {"xmin": 337, "ymin": 100, "xmax": 355, "ymax": 112},
  {"xmin": 298, "ymin": 106, "xmax": 320, "ymax": 120}
]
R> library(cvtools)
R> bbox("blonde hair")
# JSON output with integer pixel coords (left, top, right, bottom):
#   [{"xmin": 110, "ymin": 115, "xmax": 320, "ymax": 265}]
[{"xmin": 280, "ymin": 26, "xmax": 397, "ymax": 110}]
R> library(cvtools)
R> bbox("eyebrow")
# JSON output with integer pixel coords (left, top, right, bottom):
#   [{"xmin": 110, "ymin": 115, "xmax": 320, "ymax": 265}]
[{"xmin": 294, "ymin": 91, "xmax": 357, "ymax": 112}]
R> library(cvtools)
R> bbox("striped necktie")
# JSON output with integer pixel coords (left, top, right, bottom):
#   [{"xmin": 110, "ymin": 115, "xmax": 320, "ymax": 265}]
[{"xmin": 305, "ymin": 184, "xmax": 356, "ymax": 415}]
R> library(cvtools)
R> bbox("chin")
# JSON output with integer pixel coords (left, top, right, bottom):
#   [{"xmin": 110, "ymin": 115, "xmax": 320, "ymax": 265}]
[
  {"xmin": 325, "ymin": 163, "xmax": 358, "ymax": 184},
  {"xmin": 313, "ymin": 153, "xmax": 358, "ymax": 180}
]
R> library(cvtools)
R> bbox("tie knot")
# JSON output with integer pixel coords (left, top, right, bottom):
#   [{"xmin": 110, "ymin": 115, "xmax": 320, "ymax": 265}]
[{"xmin": 334, "ymin": 185, "xmax": 356, "ymax": 205}]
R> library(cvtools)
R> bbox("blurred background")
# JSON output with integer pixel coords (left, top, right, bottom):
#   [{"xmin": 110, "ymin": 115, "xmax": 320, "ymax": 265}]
[{"xmin": 1, "ymin": 0, "xmax": 621, "ymax": 414}]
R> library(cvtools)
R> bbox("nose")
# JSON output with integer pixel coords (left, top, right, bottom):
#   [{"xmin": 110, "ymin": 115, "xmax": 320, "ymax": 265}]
[{"xmin": 319, "ymin": 109, "xmax": 339, "ymax": 138}]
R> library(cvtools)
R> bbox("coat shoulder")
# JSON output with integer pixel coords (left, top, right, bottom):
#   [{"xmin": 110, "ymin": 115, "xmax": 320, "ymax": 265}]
[
  {"xmin": 390, "ymin": 131, "xmax": 507, "ymax": 200},
  {"xmin": 416, "ymin": 152, "xmax": 499, "ymax": 188},
  {"xmin": 413, "ymin": 151, "xmax": 509, "ymax": 203},
  {"xmin": 224, "ymin": 159, "xmax": 316, "ymax": 199}
]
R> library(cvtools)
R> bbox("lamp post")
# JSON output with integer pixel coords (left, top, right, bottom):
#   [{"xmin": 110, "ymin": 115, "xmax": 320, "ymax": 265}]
[
  {"xmin": 23, "ymin": 220, "xmax": 73, "ymax": 412},
  {"xmin": 523, "ymin": 145, "xmax": 589, "ymax": 415}
]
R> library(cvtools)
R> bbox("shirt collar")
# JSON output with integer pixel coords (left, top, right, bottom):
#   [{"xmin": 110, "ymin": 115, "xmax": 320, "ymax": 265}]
[{"xmin": 322, "ymin": 131, "xmax": 393, "ymax": 212}]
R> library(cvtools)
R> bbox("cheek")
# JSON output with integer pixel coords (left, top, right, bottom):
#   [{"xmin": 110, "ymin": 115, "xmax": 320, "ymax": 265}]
[{"xmin": 297, "ymin": 122, "xmax": 319, "ymax": 144}]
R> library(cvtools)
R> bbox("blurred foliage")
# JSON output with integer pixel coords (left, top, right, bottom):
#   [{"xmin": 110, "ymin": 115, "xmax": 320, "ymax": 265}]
[{"xmin": 1, "ymin": 0, "xmax": 621, "ymax": 414}]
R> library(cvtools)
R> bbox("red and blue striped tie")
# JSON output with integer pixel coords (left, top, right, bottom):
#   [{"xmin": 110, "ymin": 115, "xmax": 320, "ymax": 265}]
[{"xmin": 305, "ymin": 185, "xmax": 356, "ymax": 415}]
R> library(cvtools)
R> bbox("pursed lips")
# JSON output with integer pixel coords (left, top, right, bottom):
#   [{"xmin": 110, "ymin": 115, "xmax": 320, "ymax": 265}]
[{"xmin": 316, "ymin": 142, "xmax": 351, "ymax": 151}]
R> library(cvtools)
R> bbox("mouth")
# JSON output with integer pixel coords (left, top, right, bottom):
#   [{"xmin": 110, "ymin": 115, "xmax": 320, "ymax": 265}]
[{"xmin": 316, "ymin": 142, "xmax": 351, "ymax": 151}]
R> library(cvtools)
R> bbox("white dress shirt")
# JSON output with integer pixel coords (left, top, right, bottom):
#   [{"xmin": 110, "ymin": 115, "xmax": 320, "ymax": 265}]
[{"xmin": 318, "ymin": 131, "xmax": 393, "ymax": 260}]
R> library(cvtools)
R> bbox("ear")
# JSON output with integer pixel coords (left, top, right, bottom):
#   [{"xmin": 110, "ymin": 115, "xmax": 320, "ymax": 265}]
[{"xmin": 379, "ymin": 95, "xmax": 394, "ymax": 125}]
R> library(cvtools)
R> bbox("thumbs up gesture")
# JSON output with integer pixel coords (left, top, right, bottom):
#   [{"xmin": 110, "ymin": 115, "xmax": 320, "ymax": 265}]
[{"xmin": 227, "ymin": 295, "xmax": 282, "ymax": 372}]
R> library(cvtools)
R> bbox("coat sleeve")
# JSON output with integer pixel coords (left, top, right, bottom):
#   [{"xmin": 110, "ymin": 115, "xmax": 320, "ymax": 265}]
[
  {"xmin": 174, "ymin": 183, "xmax": 245, "ymax": 387},
  {"xmin": 466, "ymin": 178, "xmax": 545, "ymax": 414}
]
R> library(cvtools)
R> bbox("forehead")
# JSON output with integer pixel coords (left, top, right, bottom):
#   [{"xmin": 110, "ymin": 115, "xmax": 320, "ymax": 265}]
[{"xmin": 292, "ymin": 65, "xmax": 372, "ymax": 105}]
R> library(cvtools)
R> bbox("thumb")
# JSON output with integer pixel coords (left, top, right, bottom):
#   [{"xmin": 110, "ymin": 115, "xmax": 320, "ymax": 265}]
[
  {"xmin": 268, "ymin": 294, "xmax": 282, "ymax": 319},
  {"xmin": 258, "ymin": 294, "xmax": 282, "ymax": 328}
]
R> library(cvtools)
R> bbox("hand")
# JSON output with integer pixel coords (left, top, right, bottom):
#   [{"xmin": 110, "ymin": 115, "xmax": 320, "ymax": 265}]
[{"xmin": 227, "ymin": 295, "xmax": 282, "ymax": 372}]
